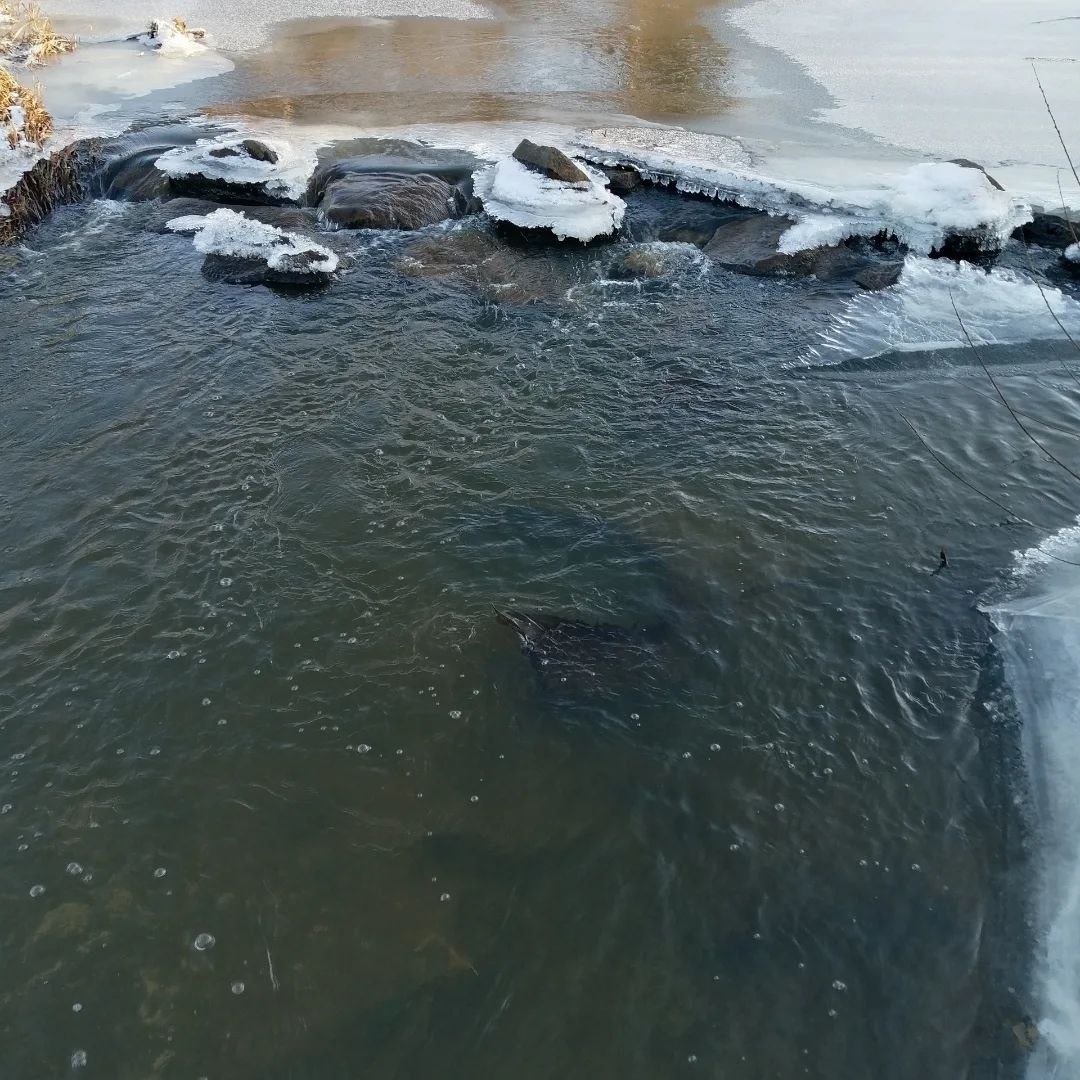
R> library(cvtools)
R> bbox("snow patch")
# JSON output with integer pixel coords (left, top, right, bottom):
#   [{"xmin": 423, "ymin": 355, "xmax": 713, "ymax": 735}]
[
  {"xmin": 166, "ymin": 208, "xmax": 339, "ymax": 273},
  {"xmin": 814, "ymin": 256, "xmax": 1080, "ymax": 361},
  {"xmin": 155, "ymin": 135, "xmax": 316, "ymax": 202},
  {"xmin": 137, "ymin": 18, "xmax": 210, "ymax": 58},
  {"xmin": 576, "ymin": 127, "xmax": 1030, "ymax": 256},
  {"xmin": 472, "ymin": 156, "xmax": 624, "ymax": 242}
]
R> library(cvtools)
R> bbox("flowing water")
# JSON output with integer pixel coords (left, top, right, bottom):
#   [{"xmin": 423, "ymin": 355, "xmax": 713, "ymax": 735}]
[{"xmin": 4, "ymin": 2, "xmax": 1080, "ymax": 1078}]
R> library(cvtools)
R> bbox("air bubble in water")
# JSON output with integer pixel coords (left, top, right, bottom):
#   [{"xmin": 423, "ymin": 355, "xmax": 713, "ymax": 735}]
[
  {"xmin": 231, "ymin": 981, "xmax": 245, "ymax": 995},
  {"xmin": 193, "ymin": 932, "xmax": 215, "ymax": 952},
  {"xmin": 356, "ymin": 744, "xmax": 371, "ymax": 754},
  {"xmin": 449, "ymin": 710, "xmax": 462, "ymax": 720},
  {"xmin": 72, "ymin": 1003, "xmax": 82, "ymax": 1013},
  {"xmin": 29, "ymin": 884, "xmax": 45, "ymax": 897},
  {"xmin": 66, "ymin": 862, "xmax": 83, "ymax": 876},
  {"xmin": 219, "ymin": 578, "xmax": 233, "ymax": 587},
  {"xmin": 154, "ymin": 867, "xmax": 167, "ymax": 879},
  {"xmin": 71, "ymin": 1050, "xmax": 87, "ymax": 1068},
  {"xmin": 832, "ymin": 980, "xmax": 847, "ymax": 991},
  {"xmin": 440, "ymin": 893, "xmax": 451, "ymax": 902}
]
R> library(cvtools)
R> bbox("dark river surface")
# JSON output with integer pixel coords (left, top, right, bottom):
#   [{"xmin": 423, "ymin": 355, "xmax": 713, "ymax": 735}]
[{"xmin": 3, "ymin": 173, "xmax": 1080, "ymax": 1076}]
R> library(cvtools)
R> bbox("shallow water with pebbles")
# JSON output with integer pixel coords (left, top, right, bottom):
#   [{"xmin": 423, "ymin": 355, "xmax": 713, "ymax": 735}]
[{"xmin": 2, "ymin": 192, "xmax": 1078, "ymax": 1078}]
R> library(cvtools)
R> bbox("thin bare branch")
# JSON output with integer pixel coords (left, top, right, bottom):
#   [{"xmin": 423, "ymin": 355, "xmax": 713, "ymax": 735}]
[
  {"xmin": 951, "ymin": 292, "xmax": 1080, "ymax": 485},
  {"xmin": 1032, "ymin": 62, "xmax": 1080, "ymax": 192},
  {"xmin": 897, "ymin": 410, "xmax": 1026, "ymax": 521}
]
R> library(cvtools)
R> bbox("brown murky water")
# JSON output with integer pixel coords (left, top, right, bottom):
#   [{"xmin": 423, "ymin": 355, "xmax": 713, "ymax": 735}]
[{"xmin": 208, "ymin": 0, "xmax": 734, "ymax": 128}]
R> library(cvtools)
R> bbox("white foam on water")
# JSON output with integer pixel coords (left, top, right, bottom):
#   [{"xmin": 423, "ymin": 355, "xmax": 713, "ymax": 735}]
[
  {"xmin": 472, "ymin": 156, "xmax": 625, "ymax": 242},
  {"xmin": 813, "ymin": 256, "xmax": 1080, "ymax": 362},
  {"xmin": 166, "ymin": 208, "xmax": 340, "ymax": 273},
  {"xmin": 986, "ymin": 523, "xmax": 1080, "ymax": 1078}
]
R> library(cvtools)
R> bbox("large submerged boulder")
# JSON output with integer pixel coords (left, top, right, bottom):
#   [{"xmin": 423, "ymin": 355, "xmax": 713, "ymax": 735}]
[
  {"xmin": 317, "ymin": 173, "xmax": 468, "ymax": 230},
  {"xmin": 1014, "ymin": 209, "xmax": 1080, "ymax": 250},
  {"xmin": 306, "ymin": 139, "xmax": 481, "ymax": 231},
  {"xmin": 91, "ymin": 125, "xmax": 217, "ymax": 201}
]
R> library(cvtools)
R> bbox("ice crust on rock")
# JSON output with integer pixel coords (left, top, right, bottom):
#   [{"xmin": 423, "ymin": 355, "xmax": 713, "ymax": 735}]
[
  {"xmin": 156, "ymin": 135, "xmax": 316, "ymax": 202},
  {"xmin": 166, "ymin": 208, "xmax": 339, "ymax": 273},
  {"xmin": 472, "ymin": 155, "xmax": 625, "ymax": 242},
  {"xmin": 1065, "ymin": 243, "xmax": 1080, "ymax": 265},
  {"xmin": 575, "ymin": 127, "xmax": 1031, "ymax": 257}
]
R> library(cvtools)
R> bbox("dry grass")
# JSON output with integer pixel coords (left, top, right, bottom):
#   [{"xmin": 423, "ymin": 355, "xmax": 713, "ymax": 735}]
[
  {"xmin": 0, "ymin": 143, "xmax": 82, "ymax": 242},
  {"xmin": 0, "ymin": 1, "xmax": 76, "ymax": 65},
  {"xmin": 1, "ymin": 64, "xmax": 52, "ymax": 148}
]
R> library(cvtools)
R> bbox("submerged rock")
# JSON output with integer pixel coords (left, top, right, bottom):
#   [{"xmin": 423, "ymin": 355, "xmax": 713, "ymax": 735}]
[
  {"xmin": 396, "ymin": 227, "xmax": 573, "ymax": 303},
  {"xmin": 853, "ymin": 262, "xmax": 904, "ymax": 291},
  {"xmin": 318, "ymin": 172, "xmax": 467, "ymax": 230},
  {"xmin": 512, "ymin": 139, "xmax": 590, "ymax": 185},
  {"xmin": 607, "ymin": 242, "xmax": 700, "ymax": 281},
  {"xmin": 306, "ymin": 140, "xmax": 480, "ymax": 231},
  {"xmin": 704, "ymin": 214, "xmax": 815, "ymax": 277}
]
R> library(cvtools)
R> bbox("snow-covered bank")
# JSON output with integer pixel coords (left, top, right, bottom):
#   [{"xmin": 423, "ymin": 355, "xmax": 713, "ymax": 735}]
[
  {"xmin": 987, "ymin": 528, "xmax": 1080, "ymax": 1079},
  {"xmin": 812, "ymin": 257, "xmax": 1080, "ymax": 362}
]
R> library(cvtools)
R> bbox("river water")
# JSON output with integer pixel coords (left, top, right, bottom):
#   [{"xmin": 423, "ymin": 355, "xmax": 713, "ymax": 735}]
[{"xmin": 4, "ymin": 2, "xmax": 1080, "ymax": 1078}]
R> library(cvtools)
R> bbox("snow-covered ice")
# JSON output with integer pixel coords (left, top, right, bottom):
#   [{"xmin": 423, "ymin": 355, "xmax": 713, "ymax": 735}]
[
  {"xmin": 166, "ymin": 208, "xmax": 339, "ymax": 273},
  {"xmin": 725, "ymin": 0, "xmax": 1080, "ymax": 207},
  {"xmin": 155, "ymin": 134, "xmax": 317, "ymax": 202},
  {"xmin": 472, "ymin": 156, "xmax": 625, "ymax": 242},
  {"xmin": 46, "ymin": 0, "xmax": 492, "ymax": 52},
  {"xmin": 577, "ymin": 127, "xmax": 1030, "ymax": 256}
]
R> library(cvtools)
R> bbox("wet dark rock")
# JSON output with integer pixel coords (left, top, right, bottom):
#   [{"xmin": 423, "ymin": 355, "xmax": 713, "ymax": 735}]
[
  {"xmin": 950, "ymin": 157, "xmax": 1005, "ymax": 192},
  {"xmin": 318, "ymin": 172, "xmax": 467, "ymax": 231},
  {"xmin": 240, "ymin": 139, "xmax": 279, "ymax": 164},
  {"xmin": 512, "ymin": 139, "xmax": 590, "ymax": 185},
  {"xmin": 208, "ymin": 146, "xmax": 242, "ymax": 159},
  {"xmin": 1014, "ymin": 209, "xmax": 1080, "ymax": 250},
  {"xmin": 930, "ymin": 229, "xmax": 1000, "ymax": 264},
  {"xmin": 853, "ymin": 262, "xmax": 904, "ymax": 291},
  {"xmin": 599, "ymin": 165, "xmax": 642, "ymax": 195},
  {"xmin": 166, "ymin": 172, "xmax": 293, "ymax": 208},
  {"xmin": 201, "ymin": 250, "xmax": 333, "ymax": 290},
  {"xmin": 703, "ymin": 214, "xmax": 817, "ymax": 277}
]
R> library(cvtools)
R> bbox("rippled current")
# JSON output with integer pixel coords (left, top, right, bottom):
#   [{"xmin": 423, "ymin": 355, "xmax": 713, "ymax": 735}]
[{"xmin": 3, "ymin": 194, "xmax": 1080, "ymax": 1078}]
